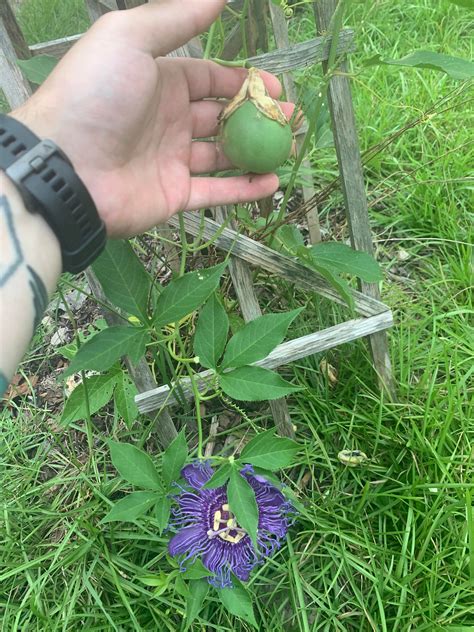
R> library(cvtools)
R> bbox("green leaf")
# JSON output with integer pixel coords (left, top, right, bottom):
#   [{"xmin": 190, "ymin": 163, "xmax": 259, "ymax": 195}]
[
  {"xmin": 202, "ymin": 463, "xmax": 232, "ymax": 489},
  {"xmin": 364, "ymin": 51, "xmax": 474, "ymax": 81},
  {"xmin": 220, "ymin": 366, "xmax": 300, "ymax": 402},
  {"xmin": 16, "ymin": 55, "xmax": 58, "ymax": 84},
  {"xmin": 240, "ymin": 429, "xmax": 299, "ymax": 471},
  {"xmin": 184, "ymin": 579, "xmax": 209, "ymax": 630},
  {"xmin": 92, "ymin": 240, "xmax": 151, "ymax": 321},
  {"xmin": 297, "ymin": 246, "xmax": 354, "ymax": 308},
  {"xmin": 154, "ymin": 263, "xmax": 227, "ymax": 327},
  {"xmin": 108, "ymin": 441, "xmax": 162, "ymax": 490},
  {"xmin": 228, "ymin": 467, "xmax": 259, "ymax": 549},
  {"xmin": 63, "ymin": 326, "xmax": 148, "ymax": 377},
  {"xmin": 250, "ymin": 466, "xmax": 285, "ymax": 488},
  {"xmin": 114, "ymin": 373, "xmax": 139, "ymax": 429},
  {"xmin": 154, "ymin": 495, "xmax": 171, "ymax": 534},
  {"xmin": 272, "ymin": 224, "xmax": 305, "ymax": 254},
  {"xmin": 101, "ymin": 491, "xmax": 158, "ymax": 523},
  {"xmin": 61, "ymin": 371, "xmax": 119, "ymax": 425},
  {"xmin": 194, "ymin": 293, "xmax": 229, "ymax": 369},
  {"xmin": 218, "ymin": 583, "xmax": 258, "ymax": 628},
  {"xmin": 137, "ymin": 570, "xmax": 177, "ymax": 588},
  {"xmin": 181, "ymin": 558, "xmax": 214, "ymax": 580},
  {"xmin": 162, "ymin": 429, "xmax": 188, "ymax": 488},
  {"xmin": 309, "ymin": 242, "xmax": 383, "ymax": 282},
  {"xmin": 221, "ymin": 309, "xmax": 302, "ymax": 369}
]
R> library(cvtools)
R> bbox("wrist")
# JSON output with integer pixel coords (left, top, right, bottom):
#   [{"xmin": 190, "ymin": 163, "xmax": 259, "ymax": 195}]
[
  {"xmin": 1, "ymin": 170, "xmax": 62, "ymax": 281},
  {"xmin": 0, "ymin": 114, "xmax": 107, "ymax": 273},
  {"xmin": 9, "ymin": 104, "xmax": 81, "ymax": 178}
]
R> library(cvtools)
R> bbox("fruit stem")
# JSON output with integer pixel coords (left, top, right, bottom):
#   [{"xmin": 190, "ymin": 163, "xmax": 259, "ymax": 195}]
[{"xmin": 211, "ymin": 58, "xmax": 250, "ymax": 68}]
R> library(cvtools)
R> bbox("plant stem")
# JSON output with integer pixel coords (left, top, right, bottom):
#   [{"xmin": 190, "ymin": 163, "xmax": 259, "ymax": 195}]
[
  {"xmin": 211, "ymin": 58, "xmax": 250, "ymax": 68},
  {"xmin": 189, "ymin": 368, "xmax": 204, "ymax": 460},
  {"xmin": 203, "ymin": 20, "xmax": 217, "ymax": 60},
  {"xmin": 178, "ymin": 212, "xmax": 188, "ymax": 277}
]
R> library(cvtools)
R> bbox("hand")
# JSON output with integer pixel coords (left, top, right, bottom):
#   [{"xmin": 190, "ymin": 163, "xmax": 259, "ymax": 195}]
[{"xmin": 11, "ymin": 0, "xmax": 295, "ymax": 238}]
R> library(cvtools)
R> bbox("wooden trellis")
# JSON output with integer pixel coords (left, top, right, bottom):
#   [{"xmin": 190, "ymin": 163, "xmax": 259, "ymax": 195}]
[{"xmin": 0, "ymin": 0, "xmax": 395, "ymax": 444}]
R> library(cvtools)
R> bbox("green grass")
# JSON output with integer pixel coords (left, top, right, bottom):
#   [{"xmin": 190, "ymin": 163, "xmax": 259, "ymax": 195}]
[{"xmin": 1, "ymin": 0, "xmax": 473, "ymax": 630}]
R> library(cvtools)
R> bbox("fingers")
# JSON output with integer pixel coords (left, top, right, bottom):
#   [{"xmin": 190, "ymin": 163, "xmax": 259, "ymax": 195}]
[
  {"xmin": 191, "ymin": 100, "xmax": 297, "ymax": 139},
  {"xmin": 161, "ymin": 58, "xmax": 281, "ymax": 102},
  {"xmin": 186, "ymin": 173, "xmax": 280, "ymax": 211},
  {"xmin": 114, "ymin": 0, "xmax": 226, "ymax": 58},
  {"xmin": 190, "ymin": 141, "xmax": 232, "ymax": 174}
]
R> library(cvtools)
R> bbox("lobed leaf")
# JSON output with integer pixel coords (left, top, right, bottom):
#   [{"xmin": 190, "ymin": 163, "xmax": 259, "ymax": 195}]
[
  {"xmin": 297, "ymin": 246, "xmax": 354, "ymax": 308},
  {"xmin": 310, "ymin": 242, "xmax": 383, "ymax": 283},
  {"xmin": 218, "ymin": 583, "xmax": 258, "ymax": 628},
  {"xmin": 221, "ymin": 309, "xmax": 302, "ymax": 369},
  {"xmin": 63, "ymin": 326, "xmax": 148, "ymax": 377},
  {"xmin": 92, "ymin": 240, "xmax": 151, "ymax": 321},
  {"xmin": 364, "ymin": 50, "xmax": 474, "ymax": 81},
  {"xmin": 162, "ymin": 429, "xmax": 188, "ymax": 489},
  {"xmin": 114, "ymin": 373, "xmax": 139, "ymax": 429},
  {"xmin": 108, "ymin": 441, "xmax": 162, "ymax": 491},
  {"xmin": 154, "ymin": 263, "xmax": 227, "ymax": 327},
  {"xmin": 220, "ymin": 366, "xmax": 300, "ymax": 401},
  {"xmin": 154, "ymin": 495, "xmax": 172, "ymax": 535},
  {"xmin": 101, "ymin": 491, "xmax": 158, "ymax": 523},
  {"xmin": 227, "ymin": 467, "xmax": 259, "ymax": 549},
  {"xmin": 16, "ymin": 55, "xmax": 58, "ymax": 84},
  {"xmin": 240, "ymin": 429, "xmax": 299, "ymax": 471},
  {"xmin": 181, "ymin": 558, "xmax": 214, "ymax": 580},
  {"xmin": 202, "ymin": 463, "xmax": 232, "ymax": 489},
  {"xmin": 61, "ymin": 370, "xmax": 119, "ymax": 425},
  {"xmin": 194, "ymin": 293, "xmax": 229, "ymax": 369},
  {"xmin": 184, "ymin": 579, "xmax": 209, "ymax": 630}
]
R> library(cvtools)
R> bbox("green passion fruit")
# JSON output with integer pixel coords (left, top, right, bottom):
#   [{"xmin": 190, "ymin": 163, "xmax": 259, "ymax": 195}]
[
  {"xmin": 221, "ymin": 100, "xmax": 293, "ymax": 174},
  {"xmin": 219, "ymin": 67, "xmax": 293, "ymax": 174}
]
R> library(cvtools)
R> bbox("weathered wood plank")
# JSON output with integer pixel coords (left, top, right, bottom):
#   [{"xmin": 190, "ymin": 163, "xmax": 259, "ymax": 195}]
[
  {"xmin": 0, "ymin": 10, "xmax": 32, "ymax": 109},
  {"xmin": 247, "ymin": 29, "xmax": 355, "ymax": 73},
  {"xmin": 29, "ymin": 34, "xmax": 82, "ymax": 58},
  {"xmin": 269, "ymin": 2, "xmax": 321, "ymax": 244},
  {"xmin": 313, "ymin": 0, "xmax": 396, "ymax": 398},
  {"xmin": 136, "ymin": 310, "xmax": 394, "ymax": 413},
  {"xmin": 28, "ymin": 29, "xmax": 354, "ymax": 72},
  {"xmin": 167, "ymin": 212, "xmax": 388, "ymax": 318},
  {"xmin": 0, "ymin": 1, "xmax": 30, "ymax": 59},
  {"xmin": 215, "ymin": 207, "xmax": 294, "ymax": 438}
]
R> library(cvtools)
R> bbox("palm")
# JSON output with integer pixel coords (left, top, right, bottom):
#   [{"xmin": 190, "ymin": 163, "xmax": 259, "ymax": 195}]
[{"xmin": 13, "ymin": 4, "xmax": 292, "ymax": 238}]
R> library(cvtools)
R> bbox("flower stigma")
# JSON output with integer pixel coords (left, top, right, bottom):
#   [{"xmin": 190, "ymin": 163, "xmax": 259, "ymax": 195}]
[{"xmin": 207, "ymin": 503, "xmax": 247, "ymax": 544}]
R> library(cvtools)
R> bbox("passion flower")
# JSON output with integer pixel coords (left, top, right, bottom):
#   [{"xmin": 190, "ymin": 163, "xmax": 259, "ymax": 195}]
[
  {"xmin": 219, "ymin": 67, "xmax": 293, "ymax": 174},
  {"xmin": 168, "ymin": 461, "xmax": 295, "ymax": 588}
]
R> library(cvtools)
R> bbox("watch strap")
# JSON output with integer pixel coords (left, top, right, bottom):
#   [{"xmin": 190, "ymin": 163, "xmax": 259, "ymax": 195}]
[{"xmin": 0, "ymin": 114, "xmax": 106, "ymax": 274}]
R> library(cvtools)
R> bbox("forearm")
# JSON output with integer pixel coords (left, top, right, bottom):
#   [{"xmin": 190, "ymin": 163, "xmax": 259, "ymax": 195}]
[{"xmin": 0, "ymin": 172, "xmax": 61, "ymax": 397}]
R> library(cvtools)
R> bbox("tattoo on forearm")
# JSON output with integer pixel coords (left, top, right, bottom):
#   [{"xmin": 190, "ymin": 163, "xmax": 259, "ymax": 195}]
[
  {"xmin": 0, "ymin": 371, "xmax": 8, "ymax": 398},
  {"xmin": 27, "ymin": 265, "xmax": 48, "ymax": 331},
  {"xmin": 0, "ymin": 194, "xmax": 24, "ymax": 287},
  {"xmin": 1, "ymin": 192, "xmax": 49, "ymax": 336}
]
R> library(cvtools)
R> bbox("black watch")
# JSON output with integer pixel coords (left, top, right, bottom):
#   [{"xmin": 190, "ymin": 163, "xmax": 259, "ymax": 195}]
[{"xmin": 0, "ymin": 114, "xmax": 106, "ymax": 274}]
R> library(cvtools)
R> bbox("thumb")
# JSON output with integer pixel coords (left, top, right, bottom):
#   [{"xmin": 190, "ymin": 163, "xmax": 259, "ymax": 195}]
[{"xmin": 118, "ymin": 0, "xmax": 226, "ymax": 57}]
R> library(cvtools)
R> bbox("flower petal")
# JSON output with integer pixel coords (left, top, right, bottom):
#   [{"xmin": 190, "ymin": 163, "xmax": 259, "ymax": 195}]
[
  {"xmin": 181, "ymin": 462, "xmax": 214, "ymax": 489},
  {"xmin": 168, "ymin": 525, "xmax": 205, "ymax": 557}
]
